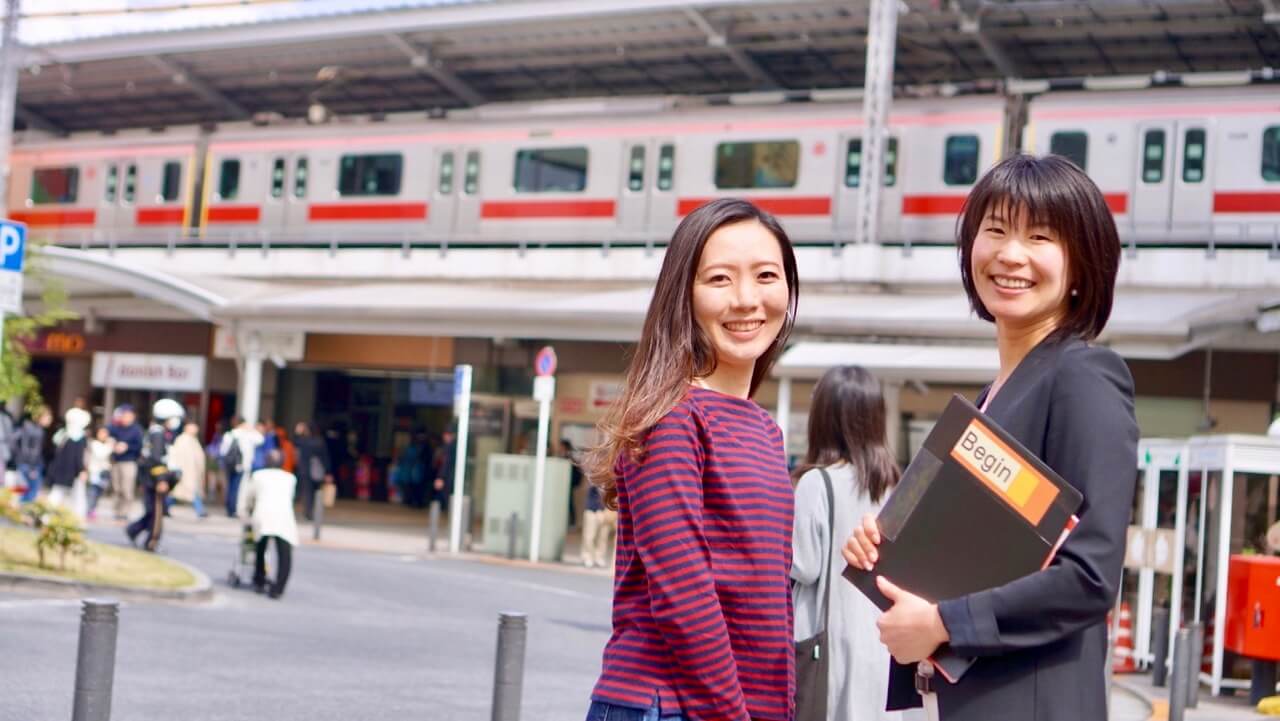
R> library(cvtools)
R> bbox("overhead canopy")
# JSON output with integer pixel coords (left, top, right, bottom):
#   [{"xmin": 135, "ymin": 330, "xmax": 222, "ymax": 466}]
[{"xmin": 774, "ymin": 342, "xmax": 999, "ymax": 383}]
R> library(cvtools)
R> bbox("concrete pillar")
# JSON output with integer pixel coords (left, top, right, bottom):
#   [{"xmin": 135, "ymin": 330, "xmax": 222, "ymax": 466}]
[
  {"xmin": 239, "ymin": 351, "xmax": 264, "ymax": 425},
  {"xmin": 883, "ymin": 381, "xmax": 902, "ymax": 464},
  {"xmin": 854, "ymin": 0, "xmax": 899, "ymax": 245},
  {"xmin": 59, "ymin": 357, "xmax": 92, "ymax": 414},
  {"xmin": 776, "ymin": 376, "xmax": 792, "ymax": 458}
]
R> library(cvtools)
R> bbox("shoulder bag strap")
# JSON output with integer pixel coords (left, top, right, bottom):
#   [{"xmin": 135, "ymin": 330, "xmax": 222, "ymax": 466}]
[{"xmin": 817, "ymin": 467, "xmax": 836, "ymax": 633}]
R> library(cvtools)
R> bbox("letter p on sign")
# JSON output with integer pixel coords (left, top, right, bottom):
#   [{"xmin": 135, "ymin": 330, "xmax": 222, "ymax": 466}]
[{"xmin": 0, "ymin": 221, "xmax": 26, "ymax": 273}]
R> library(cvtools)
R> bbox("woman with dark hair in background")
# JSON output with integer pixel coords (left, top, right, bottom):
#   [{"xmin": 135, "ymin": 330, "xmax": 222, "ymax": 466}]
[
  {"xmin": 583, "ymin": 198, "xmax": 799, "ymax": 721},
  {"xmin": 791, "ymin": 366, "xmax": 910, "ymax": 721},
  {"xmin": 844, "ymin": 154, "xmax": 1138, "ymax": 721}
]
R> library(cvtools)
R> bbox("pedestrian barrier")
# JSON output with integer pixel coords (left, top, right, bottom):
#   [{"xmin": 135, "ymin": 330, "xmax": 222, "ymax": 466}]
[
  {"xmin": 492, "ymin": 612, "xmax": 527, "ymax": 721},
  {"xmin": 72, "ymin": 599, "xmax": 119, "ymax": 721}
]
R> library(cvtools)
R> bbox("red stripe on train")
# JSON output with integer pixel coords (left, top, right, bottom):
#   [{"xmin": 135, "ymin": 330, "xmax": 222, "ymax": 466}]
[
  {"xmin": 136, "ymin": 207, "xmax": 184, "ymax": 225},
  {"xmin": 1214, "ymin": 192, "xmax": 1280, "ymax": 214},
  {"xmin": 677, "ymin": 197, "xmax": 831, "ymax": 216},
  {"xmin": 1103, "ymin": 194, "xmax": 1128, "ymax": 214},
  {"xmin": 8, "ymin": 209, "xmax": 95, "ymax": 227},
  {"xmin": 901, "ymin": 195, "xmax": 967, "ymax": 215},
  {"xmin": 207, "ymin": 205, "xmax": 262, "ymax": 223},
  {"xmin": 309, "ymin": 202, "xmax": 428, "ymax": 221},
  {"xmin": 481, "ymin": 200, "xmax": 616, "ymax": 219}
]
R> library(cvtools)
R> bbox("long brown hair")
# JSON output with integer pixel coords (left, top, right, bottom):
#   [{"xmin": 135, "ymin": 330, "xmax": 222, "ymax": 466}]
[
  {"xmin": 792, "ymin": 365, "xmax": 900, "ymax": 504},
  {"xmin": 584, "ymin": 198, "xmax": 799, "ymax": 509}
]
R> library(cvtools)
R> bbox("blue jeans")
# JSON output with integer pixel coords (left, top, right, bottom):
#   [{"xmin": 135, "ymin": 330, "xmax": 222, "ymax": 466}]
[
  {"xmin": 165, "ymin": 494, "xmax": 206, "ymax": 516},
  {"xmin": 18, "ymin": 463, "xmax": 43, "ymax": 503},
  {"xmin": 585, "ymin": 699, "xmax": 685, "ymax": 721},
  {"xmin": 226, "ymin": 470, "xmax": 242, "ymax": 516}
]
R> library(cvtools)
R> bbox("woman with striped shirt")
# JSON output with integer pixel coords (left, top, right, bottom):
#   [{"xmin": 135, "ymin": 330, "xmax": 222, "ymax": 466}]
[{"xmin": 583, "ymin": 198, "xmax": 800, "ymax": 721}]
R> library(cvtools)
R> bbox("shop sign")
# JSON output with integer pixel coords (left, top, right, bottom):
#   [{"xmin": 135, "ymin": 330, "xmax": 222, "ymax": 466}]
[
  {"xmin": 559, "ymin": 397, "xmax": 585, "ymax": 414},
  {"xmin": 213, "ymin": 327, "xmax": 305, "ymax": 362},
  {"xmin": 589, "ymin": 381, "xmax": 623, "ymax": 409},
  {"xmin": 91, "ymin": 352, "xmax": 207, "ymax": 392},
  {"xmin": 25, "ymin": 330, "xmax": 89, "ymax": 355}
]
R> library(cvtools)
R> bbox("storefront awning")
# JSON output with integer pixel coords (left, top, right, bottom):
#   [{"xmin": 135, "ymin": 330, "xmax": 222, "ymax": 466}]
[{"xmin": 773, "ymin": 342, "xmax": 1000, "ymax": 384}]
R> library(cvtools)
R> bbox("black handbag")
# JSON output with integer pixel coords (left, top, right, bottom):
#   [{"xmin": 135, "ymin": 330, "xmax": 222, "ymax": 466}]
[{"xmin": 794, "ymin": 468, "xmax": 835, "ymax": 721}]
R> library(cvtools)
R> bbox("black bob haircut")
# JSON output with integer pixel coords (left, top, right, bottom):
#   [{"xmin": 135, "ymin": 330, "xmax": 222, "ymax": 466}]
[{"xmin": 956, "ymin": 153, "xmax": 1121, "ymax": 342}]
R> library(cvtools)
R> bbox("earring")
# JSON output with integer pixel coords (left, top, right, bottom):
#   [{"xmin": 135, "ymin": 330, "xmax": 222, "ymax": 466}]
[{"xmin": 1070, "ymin": 288, "xmax": 1079, "ymax": 297}]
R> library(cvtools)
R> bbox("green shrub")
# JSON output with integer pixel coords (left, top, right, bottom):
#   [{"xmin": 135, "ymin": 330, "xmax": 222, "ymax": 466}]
[{"xmin": 22, "ymin": 500, "xmax": 90, "ymax": 570}]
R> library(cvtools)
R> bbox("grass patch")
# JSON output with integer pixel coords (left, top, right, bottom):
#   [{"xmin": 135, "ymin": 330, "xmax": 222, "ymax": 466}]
[{"xmin": 0, "ymin": 525, "xmax": 196, "ymax": 590}]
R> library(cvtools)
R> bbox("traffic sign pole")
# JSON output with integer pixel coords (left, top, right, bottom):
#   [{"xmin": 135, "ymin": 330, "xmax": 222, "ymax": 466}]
[
  {"xmin": 0, "ymin": 219, "xmax": 29, "ymax": 369},
  {"xmin": 528, "ymin": 346, "xmax": 557, "ymax": 563},
  {"xmin": 450, "ymin": 364, "xmax": 473, "ymax": 554}
]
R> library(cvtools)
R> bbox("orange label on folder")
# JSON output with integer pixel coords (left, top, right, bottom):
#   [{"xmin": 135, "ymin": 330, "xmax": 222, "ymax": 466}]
[{"xmin": 949, "ymin": 418, "xmax": 1059, "ymax": 525}]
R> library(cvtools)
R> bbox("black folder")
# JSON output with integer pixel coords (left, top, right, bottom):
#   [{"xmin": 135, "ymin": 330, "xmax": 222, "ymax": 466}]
[{"xmin": 843, "ymin": 394, "xmax": 1083, "ymax": 683}]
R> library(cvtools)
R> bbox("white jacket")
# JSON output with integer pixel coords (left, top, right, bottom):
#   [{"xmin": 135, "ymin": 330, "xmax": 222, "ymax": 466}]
[{"xmin": 238, "ymin": 468, "xmax": 299, "ymax": 546}]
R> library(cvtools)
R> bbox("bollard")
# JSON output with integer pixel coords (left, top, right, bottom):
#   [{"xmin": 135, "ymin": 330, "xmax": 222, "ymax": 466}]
[
  {"xmin": 1152, "ymin": 607, "xmax": 1171, "ymax": 687},
  {"xmin": 428, "ymin": 500, "xmax": 441, "ymax": 553},
  {"xmin": 312, "ymin": 484, "xmax": 325, "ymax": 541},
  {"xmin": 1169, "ymin": 627, "xmax": 1191, "ymax": 721},
  {"xmin": 71, "ymin": 599, "xmax": 119, "ymax": 721},
  {"xmin": 491, "ymin": 612, "xmax": 528, "ymax": 721},
  {"xmin": 507, "ymin": 512, "xmax": 519, "ymax": 560},
  {"xmin": 1187, "ymin": 622, "xmax": 1203, "ymax": 708}
]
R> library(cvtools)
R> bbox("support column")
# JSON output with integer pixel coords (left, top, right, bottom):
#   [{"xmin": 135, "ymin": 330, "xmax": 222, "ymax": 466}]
[
  {"xmin": 776, "ymin": 377, "xmax": 792, "ymax": 459},
  {"xmin": 854, "ymin": 0, "xmax": 900, "ymax": 245},
  {"xmin": 0, "ymin": 0, "xmax": 20, "ymax": 206},
  {"xmin": 883, "ymin": 381, "xmax": 902, "ymax": 464},
  {"xmin": 238, "ymin": 351, "xmax": 263, "ymax": 426}
]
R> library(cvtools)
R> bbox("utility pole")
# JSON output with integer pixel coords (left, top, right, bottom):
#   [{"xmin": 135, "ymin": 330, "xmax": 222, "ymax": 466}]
[
  {"xmin": 0, "ymin": 0, "xmax": 20, "ymax": 208},
  {"xmin": 854, "ymin": 0, "xmax": 900, "ymax": 245}
]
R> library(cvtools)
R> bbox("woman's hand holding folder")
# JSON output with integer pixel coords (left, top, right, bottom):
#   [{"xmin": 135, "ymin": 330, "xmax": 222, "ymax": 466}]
[{"xmin": 843, "ymin": 513, "xmax": 951, "ymax": 664}]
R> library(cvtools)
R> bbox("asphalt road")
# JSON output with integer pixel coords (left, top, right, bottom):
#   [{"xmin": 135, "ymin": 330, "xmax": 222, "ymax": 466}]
[{"xmin": 1, "ymin": 525, "xmax": 613, "ymax": 721}]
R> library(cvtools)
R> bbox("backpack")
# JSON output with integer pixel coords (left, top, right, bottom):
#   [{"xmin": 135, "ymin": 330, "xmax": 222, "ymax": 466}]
[{"xmin": 223, "ymin": 437, "xmax": 243, "ymax": 473}]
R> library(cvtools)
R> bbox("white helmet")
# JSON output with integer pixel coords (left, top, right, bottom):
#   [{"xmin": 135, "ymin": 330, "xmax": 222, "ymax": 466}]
[
  {"xmin": 64, "ymin": 407, "xmax": 91, "ymax": 432},
  {"xmin": 152, "ymin": 398, "xmax": 185, "ymax": 421}
]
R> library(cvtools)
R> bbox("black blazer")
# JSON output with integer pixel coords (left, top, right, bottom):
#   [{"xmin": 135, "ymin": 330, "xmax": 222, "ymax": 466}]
[{"xmin": 887, "ymin": 335, "xmax": 1139, "ymax": 721}]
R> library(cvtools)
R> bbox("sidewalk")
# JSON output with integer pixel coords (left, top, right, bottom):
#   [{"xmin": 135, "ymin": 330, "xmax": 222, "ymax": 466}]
[
  {"xmin": 1114, "ymin": 670, "xmax": 1269, "ymax": 721},
  {"xmin": 98, "ymin": 498, "xmax": 612, "ymax": 575}
]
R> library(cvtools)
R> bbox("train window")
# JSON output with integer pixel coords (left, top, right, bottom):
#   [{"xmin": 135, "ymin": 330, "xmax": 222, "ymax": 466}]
[
  {"xmin": 270, "ymin": 158, "xmax": 286, "ymax": 199},
  {"xmin": 943, "ymin": 135, "xmax": 980, "ymax": 186},
  {"xmin": 628, "ymin": 145, "xmax": 645, "ymax": 192},
  {"xmin": 1050, "ymin": 132, "xmax": 1088, "ymax": 172},
  {"xmin": 104, "ymin": 165, "xmax": 118, "ymax": 203},
  {"xmin": 218, "ymin": 159, "xmax": 241, "ymax": 200},
  {"xmin": 514, "ymin": 147, "xmax": 589, "ymax": 193},
  {"xmin": 161, "ymin": 161, "xmax": 182, "ymax": 202},
  {"xmin": 657, "ymin": 144, "xmax": 675, "ymax": 191},
  {"xmin": 464, "ymin": 151, "xmax": 480, "ymax": 195},
  {"xmin": 339, "ymin": 154, "xmax": 403, "ymax": 196},
  {"xmin": 1263, "ymin": 126, "xmax": 1280, "ymax": 182},
  {"xmin": 123, "ymin": 164, "xmax": 137, "ymax": 203},
  {"xmin": 715, "ymin": 141, "xmax": 799, "ymax": 189},
  {"xmin": 294, "ymin": 157, "xmax": 309, "ymax": 199},
  {"xmin": 438, "ymin": 152, "xmax": 454, "ymax": 195},
  {"xmin": 1142, "ymin": 130, "xmax": 1166, "ymax": 183},
  {"xmin": 844, "ymin": 138, "xmax": 899, "ymax": 187},
  {"xmin": 1182, "ymin": 129, "xmax": 1206, "ymax": 184},
  {"xmin": 31, "ymin": 167, "xmax": 79, "ymax": 204}
]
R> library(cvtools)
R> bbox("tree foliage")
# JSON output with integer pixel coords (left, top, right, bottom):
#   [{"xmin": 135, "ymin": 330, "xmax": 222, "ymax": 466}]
[{"xmin": 0, "ymin": 239, "xmax": 78, "ymax": 412}]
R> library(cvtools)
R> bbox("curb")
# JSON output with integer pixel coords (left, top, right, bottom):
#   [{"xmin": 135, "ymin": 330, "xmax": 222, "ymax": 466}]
[
  {"xmin": 1112, "ymin": 678, "xmax": 1160, "ymax": 721},
  {"xmin": 0, "ymin": 555, "xmax": 214, "ymax": 604}
]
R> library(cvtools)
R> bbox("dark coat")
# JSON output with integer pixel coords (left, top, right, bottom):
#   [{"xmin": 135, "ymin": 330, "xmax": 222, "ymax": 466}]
[
  {"xmin": 887, "ymin": 335, "xmax": 1138, "ymax": 721},
  {"xmin": 46, "ymin": 437, "xmax": 86, "ymax": 488},
  {"xmin": 295, "ymin": 435, "xmax": 331, "ymax": 486}
]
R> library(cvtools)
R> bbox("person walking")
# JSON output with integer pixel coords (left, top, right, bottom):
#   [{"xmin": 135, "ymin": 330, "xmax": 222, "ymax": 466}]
[
  {"xmin": 579, "ymin": 473, "xmax": 616, "ymax": 570},
  {"xmin": 293, "ymin": 422, "xmax": 332, "ymax": 521},
  {"xmin": 167, "ymin": 422, "xmax": 208, "ymax": 518},
  {"xmin": 85, "ymin": 426, "xmax": 113, "ymax": 520},
  {"xmin": 581, "ymin": 198, "xmax": 800, "ymax": 721},
  {"xmin": 843, "ymin": 154, "xmax": 1139, "ymax": 721},
  {"xmin": 430, "ymin": 427, "xmax": 456, "ymax": 512},
  {"xmin": 238, "ymin": 449, "xmax": 299, "ymax": 599},
  {"xmin": 221, "ymin": 416, "xmax": 264, "ymax": 517},
  {"xmin": 46, "ymin": 408, "xmax": 91, "ymax": 516},
  {"xmin": 15, "ymin": 408, "xmax": 52, "ymax": 503},
  {"xmin": 109, "ymin": 404, "xmax": 144, "ymax": 520},
  {"xmin": 127, "ymin": 399, "xmax": 186, "ymax": 552},
  {"xmin": 791, "ymin": 366, "xmax": 908, "ymax": 721}
]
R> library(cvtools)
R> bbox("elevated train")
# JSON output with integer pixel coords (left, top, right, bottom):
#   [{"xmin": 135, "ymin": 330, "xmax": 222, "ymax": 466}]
[{"xmin": 8, "ymin": 85, "xmax": 1279, "ymax": 248}]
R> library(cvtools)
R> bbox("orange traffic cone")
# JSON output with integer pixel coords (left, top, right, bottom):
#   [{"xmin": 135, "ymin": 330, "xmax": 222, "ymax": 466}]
[{"xmin": 1112, "ymin": 601, "xmax": 1137, "ymax": 673}]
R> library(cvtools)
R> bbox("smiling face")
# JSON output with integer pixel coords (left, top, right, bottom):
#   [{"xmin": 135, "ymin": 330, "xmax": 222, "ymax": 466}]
[
  {"xmin": 691, "ymin": 219, "xmax": 790, "ymax": 377},
  {"xmin": 970, "ymin": 204, "xmax": 1070, "ymax": 334}
]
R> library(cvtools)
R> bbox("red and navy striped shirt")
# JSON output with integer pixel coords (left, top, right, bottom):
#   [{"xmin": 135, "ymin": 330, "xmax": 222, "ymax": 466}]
[{"xmin": 592, "ymin": 386, "xmax": 796, "ymax": 721}]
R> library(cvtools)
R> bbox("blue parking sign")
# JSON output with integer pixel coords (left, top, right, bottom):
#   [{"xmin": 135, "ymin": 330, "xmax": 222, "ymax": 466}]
[{"xmin": 0, "ymin": 220, "xmax": 26, "ymax": 273}]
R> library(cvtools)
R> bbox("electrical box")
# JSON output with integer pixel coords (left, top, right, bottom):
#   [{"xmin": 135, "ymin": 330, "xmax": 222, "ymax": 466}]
[
  {"xmin": 1225, "ymin": 554, "xmax": 1280, "ymax": 661},
  {"xmin": 481, "ymin": 453, "xmax": 571, "ymax": 562}
]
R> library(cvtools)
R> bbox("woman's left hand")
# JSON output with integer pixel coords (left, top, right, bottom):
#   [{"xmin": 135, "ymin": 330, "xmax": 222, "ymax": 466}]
[{"xmin": 875, "ymin": 576, "xmax": 951, "ymax": 664}]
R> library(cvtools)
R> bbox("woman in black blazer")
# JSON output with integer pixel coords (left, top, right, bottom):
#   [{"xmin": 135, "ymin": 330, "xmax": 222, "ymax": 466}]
[{"xmin": 844, "ymin": 153, "xmax": 1139, "ymax": 721}]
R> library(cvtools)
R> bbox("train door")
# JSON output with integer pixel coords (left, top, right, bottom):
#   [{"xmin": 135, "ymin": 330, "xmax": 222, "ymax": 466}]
[
  {"xmin": 260, "ymin": 153, "xmax": 309, "ymax": 241},
  {"xmin": 96, "ymin": 160, "xmax": 122, "ymax": 242},
  {"xmin": 453, "ymin": 147, "xmax": 482, "ymax": 238},
  {"xmin": 1132, "ymin": 121, "xmax": 1175, "ymax": 241},
  {"xmin": 1169, "ymin": 121, "xmax": 1213, "ymax": 243},
  {"xmin": 646, "ymin": 139, "xmax": 678, "ymax": 241},
  {"xmin": 834, "ymin": 134, "xmax": 902, "ymax": 243},
  {"xmin": 427, "ymin": 148, "xmax": 458, "ymax": 241},
  {"xmin": 617, "ymin": 141, "xmax": 649, "ymax": 239}
]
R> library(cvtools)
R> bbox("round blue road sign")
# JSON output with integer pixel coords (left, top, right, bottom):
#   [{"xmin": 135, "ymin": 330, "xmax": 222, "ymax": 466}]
[{"xmin": 534, "ymin": 346, "xmax": 557, "ymax": 377}]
